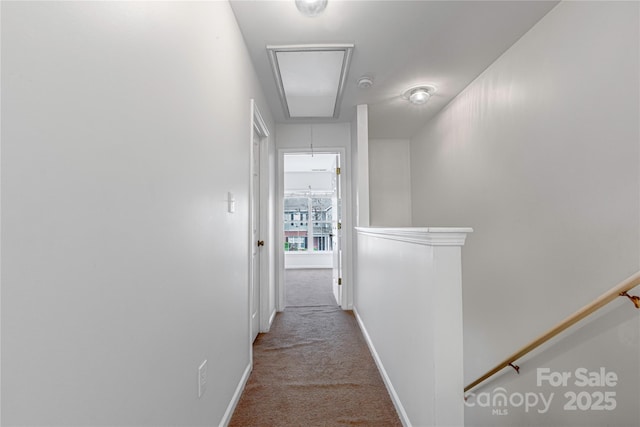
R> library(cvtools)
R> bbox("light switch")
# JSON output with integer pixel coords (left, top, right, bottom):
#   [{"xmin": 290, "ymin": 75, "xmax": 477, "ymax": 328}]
[{"xmin": 227, "ymin": 192, "xmax": 235, "ymax": 213}]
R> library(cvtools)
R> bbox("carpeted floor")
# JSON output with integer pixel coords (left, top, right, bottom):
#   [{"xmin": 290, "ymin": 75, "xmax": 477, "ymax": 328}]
[
  {"xmin": 229, "ymin": 269, "xmax": 402, "ymax": 426},
  {"xmin": 285, "ymin": 268, "xmax": 337, "ymax": 307}
]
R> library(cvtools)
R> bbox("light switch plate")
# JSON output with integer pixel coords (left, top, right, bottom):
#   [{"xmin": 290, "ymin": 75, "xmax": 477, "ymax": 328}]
[{"xmin": 227, "ymin": 192, "xmax": 235, "ymax": 213}]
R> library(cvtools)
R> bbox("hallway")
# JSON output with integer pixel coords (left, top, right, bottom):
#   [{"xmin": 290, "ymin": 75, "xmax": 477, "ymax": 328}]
[
  {"xmin": 3, "ymin": 2, "xmax": 639, "ymax": 426},
  {"xmin": 230, "ymin": 269, "xmax": 401, "ymax": 426}
]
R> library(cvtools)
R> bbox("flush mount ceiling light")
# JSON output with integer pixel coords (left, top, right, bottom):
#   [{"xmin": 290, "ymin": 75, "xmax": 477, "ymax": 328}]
[
  {"xmin": 402, "ymin": 85, "xmax": 437, "ymax": 105},
  {"xmin": 267, "ymin": 44, "xmax": 354, "ymax": 119},
  {"xmin": 295, "ymin": 0, "xmax": 328, "ymax": 17}
]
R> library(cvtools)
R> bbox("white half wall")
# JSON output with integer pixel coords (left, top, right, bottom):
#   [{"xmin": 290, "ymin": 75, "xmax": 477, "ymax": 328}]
[
  {"xmin": 354, "ymin": 227, "xmax": 471, "ymax": 427},
  {"xmin": 1, "ymin": 2, "xmax": 273, "ymax": 425},
  {"xmin": 409, "ymin": 2, "xmax": 639, "ymax": 426}
]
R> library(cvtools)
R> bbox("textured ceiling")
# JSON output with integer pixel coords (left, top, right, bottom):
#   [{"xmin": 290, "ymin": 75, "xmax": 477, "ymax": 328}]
[{"xmin": 230, "ymin": 0, "xmax": 559, "ymax": 139}]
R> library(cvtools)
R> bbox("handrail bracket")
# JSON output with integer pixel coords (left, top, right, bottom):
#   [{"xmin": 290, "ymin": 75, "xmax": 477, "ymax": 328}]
[
  {"xmin": 508, "ymin": 362, "xmax": 520, "ymax": 374},
  {"xmin": 619, "ymin": 291, "xmax": 640, "ymax": 309}
]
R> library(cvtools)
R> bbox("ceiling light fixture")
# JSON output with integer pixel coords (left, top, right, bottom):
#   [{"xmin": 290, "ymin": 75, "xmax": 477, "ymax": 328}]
[
  {"xmin": 295, "ymin": 0, "xmax": 328, "ymax": 17},
  {"xmin": 402, "ymin": 85, "xmax": 437, "ymax": 105}
]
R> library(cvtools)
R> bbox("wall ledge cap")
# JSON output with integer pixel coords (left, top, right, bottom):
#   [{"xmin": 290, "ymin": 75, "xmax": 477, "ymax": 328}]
[{"xmin": 355, "ymin": 227, "xmax": 473, "ymax": 246}]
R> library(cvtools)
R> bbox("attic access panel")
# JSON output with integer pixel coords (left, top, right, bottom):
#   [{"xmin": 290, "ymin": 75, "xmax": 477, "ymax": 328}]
[{"xmin": 267, "ymin": 44, "xmax": 354, "ymax": 119}]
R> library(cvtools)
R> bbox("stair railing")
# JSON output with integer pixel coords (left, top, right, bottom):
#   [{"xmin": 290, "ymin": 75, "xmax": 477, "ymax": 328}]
[{"xmin": 464, "ymin": 270, "xmax": 640, "ymax": 396}]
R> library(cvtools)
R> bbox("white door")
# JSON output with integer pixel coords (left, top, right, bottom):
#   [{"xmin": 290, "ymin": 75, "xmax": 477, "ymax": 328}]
[
  {"xmin": 250, "ymin": 129, "xmax": 261, "ymax": 342},
  {"xmin": 331, "ymin": 154, "xmax": 342, "ymax": 306}
]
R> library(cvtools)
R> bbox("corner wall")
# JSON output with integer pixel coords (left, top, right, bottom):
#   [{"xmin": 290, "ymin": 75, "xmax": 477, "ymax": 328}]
[
  {"xmin": 1, "ymin": 2, "xmax": 273, "ymax": 425},
  {"xmin": 369, "ymin": 139, "xmax": 412, "ymax": 226},
  {"xmin": 409, "ymin": 2, "xmax": 639, "ymax": 426}
]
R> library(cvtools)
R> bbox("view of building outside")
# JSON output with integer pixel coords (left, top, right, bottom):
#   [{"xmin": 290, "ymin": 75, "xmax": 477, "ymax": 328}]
[{"xmin": 284, "ymin": 196, "xmax": 333, "ymax": 251}]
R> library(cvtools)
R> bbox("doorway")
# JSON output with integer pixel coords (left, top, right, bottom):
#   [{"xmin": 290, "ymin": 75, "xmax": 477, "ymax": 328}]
[
  {"xmin": 281, "ymin": 152, "xmax": 343, "ymax": 308},
  {"xmin": 249, "ymin": 100, "xmax": 270, "ymax": 344}
]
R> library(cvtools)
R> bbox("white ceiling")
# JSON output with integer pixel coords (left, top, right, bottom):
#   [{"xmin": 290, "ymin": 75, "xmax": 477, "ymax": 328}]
[{"xmin": 230, "ymin": 0, "xmax": 559, "ymax": 139}]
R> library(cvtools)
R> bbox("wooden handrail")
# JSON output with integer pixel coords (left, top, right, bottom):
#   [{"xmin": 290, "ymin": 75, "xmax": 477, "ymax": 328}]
[{"xmin": 464, "ymin": 270, "xmax": 640, "ymax": 394}]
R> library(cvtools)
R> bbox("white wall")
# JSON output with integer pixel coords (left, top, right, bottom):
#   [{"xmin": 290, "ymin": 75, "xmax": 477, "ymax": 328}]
[
  {"xmin": 355, "ymin": 105, "xmax": 370, "ymax": 227},
  {"xmin": 409, "ymin": 2, "xmax": 639, "ymax": 426},
  {"xmin": 276, "ymin": 123, "xmax": 351, "ymax": 151},
  {"xmin": 285, "ymin": 171, "xmax": 334, "ymax": 192},
  {"xmin": 285, "ymin": 252, "xmax": 333, "ymax": 269},
  {"xmin": 1, "ymin": 2, "xmax": 273, "ymax": 425},
  {"xmin": 369, "ymin": 139, "xmax": 412, "ymax": 226}
]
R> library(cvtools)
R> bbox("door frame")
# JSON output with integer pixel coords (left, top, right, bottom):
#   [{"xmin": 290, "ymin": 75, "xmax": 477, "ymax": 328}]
[
  {"xmin": 249, "ymin": 100, "xmax": 270, "ymax": 349},
  {"xmin": 277, "ymin": 147, "xmax": 349, "ymax": 311}
]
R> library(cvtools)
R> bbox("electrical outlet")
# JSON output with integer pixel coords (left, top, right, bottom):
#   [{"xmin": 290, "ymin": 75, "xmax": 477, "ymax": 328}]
[{"xmin": 198, "ymin": 359, "xmax": 207, "ymax": 398}]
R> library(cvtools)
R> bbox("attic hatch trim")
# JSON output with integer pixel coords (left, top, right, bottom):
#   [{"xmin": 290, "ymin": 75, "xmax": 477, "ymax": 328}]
[{"xmin": 266, "ymin": 44, "xmax": 354, "ymax": 120}]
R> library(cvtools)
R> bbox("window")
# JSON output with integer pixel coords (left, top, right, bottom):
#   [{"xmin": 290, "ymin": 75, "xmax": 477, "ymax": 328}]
[{"xmin": 284, "ymin": 195, "xmax": 333, "ymax": 252}]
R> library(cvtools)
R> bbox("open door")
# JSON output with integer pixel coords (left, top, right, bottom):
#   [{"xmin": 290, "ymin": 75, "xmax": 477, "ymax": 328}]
[{"xmin": 331, "ymin": 154, "xmax": 342, "ymax": 306}]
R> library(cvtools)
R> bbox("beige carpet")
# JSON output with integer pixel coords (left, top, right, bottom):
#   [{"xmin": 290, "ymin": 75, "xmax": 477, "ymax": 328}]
[
  {"xmin": 230, "ymin": 269, "xmax": 402, "ymax": 426},
  {"xmin": 285, "ymin": 268, "xmax": 336, "ymax": 307}
]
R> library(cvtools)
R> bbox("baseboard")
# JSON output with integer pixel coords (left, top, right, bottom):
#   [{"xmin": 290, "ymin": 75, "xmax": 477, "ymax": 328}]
[
  {"xmin": 219, "ymin": 362, "xmax": 252, "ymax": 427},
  {"xmin": 260, "ymin": 308, "xmax": 277, "ymax": 333},
  {"xmin": 353, "ymin": 306, "xmax": 411, "ymax": 427},
  {"xmin": 268, "ymin": 308, "xmax": 277, "ymax": 328}
]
